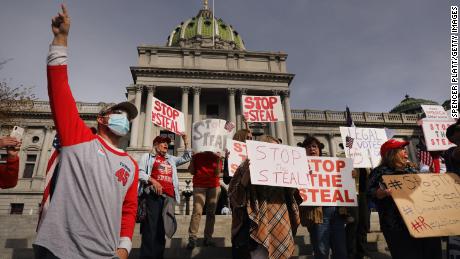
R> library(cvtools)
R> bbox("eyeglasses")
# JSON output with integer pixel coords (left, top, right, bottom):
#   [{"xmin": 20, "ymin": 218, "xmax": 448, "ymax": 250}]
[{"xmin": 306, "ymin": 145, "xmax": 319, "ymax": 149}]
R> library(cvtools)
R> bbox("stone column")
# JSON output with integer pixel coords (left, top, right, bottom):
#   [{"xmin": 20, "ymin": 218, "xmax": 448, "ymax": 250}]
[
  {"xmin": 180, "ymin": 87, "xmax": 190, "ymax": 148},
  {"xmin": 269, "ymin": 122, "xmax": 276, "ymax": 137},
  {"xmin": 192, "ymin": 87, "xmax": 201, "ymax": 124},
  {"xmin": 228, "ymin": 88, "xmax": 237, "ymax": 126},
  {"xmin": 239, "ymin": 88, "xmax": 248, "ymax": 129},
  {"xmin": 282, "ymin": 90, "xmax": 295, "ymax": 146},
  {"xmin": 273, "ymin": 90, "xmax": 284, "ymax": 142},
  {"xmin": 142, "ymin": 86, "xmax": 155, "ymax": 147},
  {"xmin": 129, "ymin": 85, "xmax": 143, "ymax": 148},
  {"xmin": 328, "ymin": 134, "xmax": 336, "ymax": 157},
  {"xmin": 35, "ymin": 126, "xmax": 54, "ymax": 177}
]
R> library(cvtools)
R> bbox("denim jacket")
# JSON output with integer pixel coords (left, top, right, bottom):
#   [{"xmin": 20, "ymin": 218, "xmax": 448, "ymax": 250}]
[{"xmin": 138, "ymin": 150, "xmax": 192, "ymax": 203}]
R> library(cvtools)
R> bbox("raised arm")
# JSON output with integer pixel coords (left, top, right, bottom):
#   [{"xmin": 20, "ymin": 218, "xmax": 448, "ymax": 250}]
[{"xmin": 48, "ymin": 4, "xmax": 93, "ymax": 147}]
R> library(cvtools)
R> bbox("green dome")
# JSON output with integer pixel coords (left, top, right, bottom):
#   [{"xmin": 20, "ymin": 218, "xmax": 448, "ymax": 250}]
[
  {"xmin": 166, "ymin": 8, "xmax": 246, "ymax": 50},
  {"xmin": 389, "ymin": 95, "xmax": 439, "ymax": 114}
]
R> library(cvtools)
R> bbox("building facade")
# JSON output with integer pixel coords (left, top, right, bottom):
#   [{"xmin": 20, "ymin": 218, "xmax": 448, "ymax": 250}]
[{"xmin": 0, "ymin": 3, "xmax": 425, "ymax": 215}]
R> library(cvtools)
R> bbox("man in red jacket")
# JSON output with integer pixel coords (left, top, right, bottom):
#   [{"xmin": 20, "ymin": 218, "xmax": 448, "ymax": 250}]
[
  {"xmin": 0, "ymin": 136, "xmax": 21, "ymax": 189},
  {"xmin": 33, "ymin": 5, "xmax": 138, "ymax": 259}
]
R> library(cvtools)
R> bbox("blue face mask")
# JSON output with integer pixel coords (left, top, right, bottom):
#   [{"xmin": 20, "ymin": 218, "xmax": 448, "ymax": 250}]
[{"xmin": 107, "ymin": 114, "xmax": 130, "ymax": 136}]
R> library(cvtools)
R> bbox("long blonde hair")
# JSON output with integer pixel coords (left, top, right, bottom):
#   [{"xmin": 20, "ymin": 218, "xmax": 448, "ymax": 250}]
[{"xmin": 379, "ymin": 148, "xmax": 407, "ymax": 169}]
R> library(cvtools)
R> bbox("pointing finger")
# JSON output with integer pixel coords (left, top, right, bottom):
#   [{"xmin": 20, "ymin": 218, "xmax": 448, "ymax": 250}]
[{"xmin": 61, "ymin": 3, "xmax": 68, "ymax": 16}]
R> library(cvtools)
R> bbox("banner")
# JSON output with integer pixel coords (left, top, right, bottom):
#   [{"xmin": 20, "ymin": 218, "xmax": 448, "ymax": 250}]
[
  {"xmin": 421, "ymin": 119, "xmax": 455, "ymax": 151},
  {"xmin": 421, "ymin": 105, "xmax": 450, "ymax": 121},
  {"xmin": 382, "ymin": 173, "xmax": 460, "ymax": 238},
  {"xmin": 192, "ymin": 119, "xmax": 235, "ymax": 154},
  {"xmin": 339, "ymin": 127, "xmax": 388, "ymax": 168},
  {"xmin": 152, "ymin": 97, "xmax": 185, "ymax": 135},
  {"xmin": 242, "ymin": 95, "xmax": 284, "ymax": 122},
  {"xmin": 227, "ymin": 140, "xmax": 247, "ymax": 177},
  {"xmin": 299, "ymin": 157, "xmax": 357, "ymax": 206},
  {"xmin": 246, "ymin": 140, "xmax": 310, "ymax": 188}
]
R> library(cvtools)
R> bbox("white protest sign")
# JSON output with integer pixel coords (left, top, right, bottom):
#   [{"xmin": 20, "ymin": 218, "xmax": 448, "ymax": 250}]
[
  {"xmin": 246, "ymin": 140, "xmax": 310, "ymax": 188},
  {"xmin": 192, "ymin": 119, "xmax": 235, "ymax": 154},
  {"xmin": 421, "ymin": 105, "xmax": 450, "ymax": 121},
  {"xmin": 242, "ymin": 95, "xmax": 284, "ymax": 122},
  {"xmin": 421, "ymin": 119, "xmax": 455, "ymax": 151},
  {"xmin": 299, "ymin": 157, "xmax": 357, "ymax": 206},
  {"xmin": 152, "ymin": 97, "xmax": 185, "ymax": 135},
  {"xmin": 227, "ymin": 140, "xmax": 247, "ymax": 177},
  {"xmin": 339, "ymin": 127, "xmax": 388, "ymax": 168}
]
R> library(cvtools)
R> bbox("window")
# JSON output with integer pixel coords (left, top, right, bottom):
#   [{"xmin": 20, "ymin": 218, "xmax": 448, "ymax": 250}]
[
  {"xmin": 0, "ymin": 153, "xmax": 7, "ymax": 162},
  {"xmin": 23, "ymin": 154, "xmax": 37, "ymax": 178},
  {"xmin": 10, "ymin": 203, "xmax": 24, "ymax": 215},
  {"xmin": 206, "ymin": 104, "xmax": 219, "ymax": 117}
]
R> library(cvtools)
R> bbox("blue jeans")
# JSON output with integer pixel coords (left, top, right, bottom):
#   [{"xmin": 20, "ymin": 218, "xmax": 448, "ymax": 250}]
[{"xmin": 310, "ymin": 206, "xmax": 347, "ymax": 259}]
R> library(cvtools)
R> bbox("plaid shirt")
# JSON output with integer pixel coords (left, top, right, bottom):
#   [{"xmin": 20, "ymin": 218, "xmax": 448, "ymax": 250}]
[{"xmin": 229, "ymin": 161, "xmax": 302, "ymax": 259}]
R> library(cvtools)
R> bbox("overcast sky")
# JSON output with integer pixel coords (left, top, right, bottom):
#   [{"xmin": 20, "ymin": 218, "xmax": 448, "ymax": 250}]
[{"xmin": 0, "ymin": 0, "xmax": 449, "ymax": 112}]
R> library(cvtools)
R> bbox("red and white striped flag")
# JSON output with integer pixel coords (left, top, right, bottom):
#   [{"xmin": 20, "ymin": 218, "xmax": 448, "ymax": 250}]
[{"xmin": 417, "ymin": 148, "xmax": 433, "ymax": 167}]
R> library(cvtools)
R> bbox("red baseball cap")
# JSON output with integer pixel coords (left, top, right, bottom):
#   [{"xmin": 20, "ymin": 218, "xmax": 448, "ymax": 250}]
[
  {"xmin": 380, "ymin": 139, "xmax": 409, "ymax": 157},
  {"xmin": 152, "ymin": 136, "xmax": 171, "ymax": 145}
]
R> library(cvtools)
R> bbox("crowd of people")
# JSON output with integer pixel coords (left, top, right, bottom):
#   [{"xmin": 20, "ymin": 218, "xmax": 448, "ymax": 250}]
[{"xmin": 0, "ymin": 4, "xmax": 456, "ymax": 259}]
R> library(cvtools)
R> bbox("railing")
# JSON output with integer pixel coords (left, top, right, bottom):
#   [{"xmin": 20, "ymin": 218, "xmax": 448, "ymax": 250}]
[
  {"xmin": 9, "ymin": 101, "xmax": 114, "ymax": 114},
  {"xmin": 291, "ymin": 109, "xmax": 419, "ymax": 125}
]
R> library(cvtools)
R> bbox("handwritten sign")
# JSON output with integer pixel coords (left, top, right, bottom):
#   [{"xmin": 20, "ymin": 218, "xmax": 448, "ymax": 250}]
[
  {"xmin": 152, "ymin": 97, "xmax": 185, "ymax": 135},
  {"xmin": 299, "ymin": 157, "xmax": 357, "ymax": 206},
  {"xmin": 382, "ymin": 173, "xmax": 460, "ymax": 238},
  {"xmin": 246, "ymin": 140, "xmax": 310, "ymax": 188},
  {"xmin": 421, "ymin": 119, "xmax": 456, "ymax": 151},
  {"xmin": 192, "ymin": 119, "xmax": 235, "ymax": 154},
  {"xmin": 339, "ymin": 127, "xmax": 388, "ymax": 168},
  {"xmin": 421, "ymin": 105, "xmax": 450, "ymax": 121},
  {"xmin": 227, "ymin": 140, "xmax": 247, "ymax": 177},
  {"xmin": 242, "ymin": 95, "xmax": 284, "ymax": 122}
]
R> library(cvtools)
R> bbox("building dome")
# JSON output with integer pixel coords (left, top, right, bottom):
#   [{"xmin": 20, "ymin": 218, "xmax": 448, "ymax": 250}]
[
  {"xmin": 389, "ymin": 94, "xmax": 439, "ymax": 114},
  {"xmin": 166, "ymin": 4, "xmax": 246, "ymax": 50}
]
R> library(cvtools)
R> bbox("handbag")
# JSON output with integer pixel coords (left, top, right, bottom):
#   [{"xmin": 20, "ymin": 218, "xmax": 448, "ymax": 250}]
[{"xmin": 136, "ymin": 193, "xmax": 147, "ymax": 223}]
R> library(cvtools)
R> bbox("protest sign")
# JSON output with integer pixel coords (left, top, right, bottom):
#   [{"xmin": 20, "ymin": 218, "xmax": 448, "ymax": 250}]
[
  {"xmin": 421, "ymin": 119, "xmax": 455, "ymax": 151},
  {"xmin": 192, "ymin": 119, "xmax": 235, "ymax": 153},
  {"xmin": 246, "ymin": 140, "xmax": 310, "ymax": 188},
  {"xmin": 421, "ymin": 105, "xmax": 450, "ymax": 121},
  {"xmin": 242, "ymin": 95, "xmax": 284, "ymax": 122},
  {"xmin": 299, "ymin": 157, "xmax": 357, "ymax": 206},
  {"xmin": 151, "ymin": 97, "xmax": 185, "ymax": 135},
  {"xmin": 382, "ymin": 173, "xmax": 460, "ymax": 238},
  {"xmin": 339, "ymin": 127, "xmax": 388, "ymax": 168},
  {"xmin": 227, "ymin": 140, "xmax": 247, "ymax": 177}
]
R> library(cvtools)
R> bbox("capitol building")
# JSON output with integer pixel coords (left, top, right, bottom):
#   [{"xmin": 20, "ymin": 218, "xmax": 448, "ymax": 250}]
[{"xmin": 0, "ymin": 3, "xmax": 447, "ymax": 216}]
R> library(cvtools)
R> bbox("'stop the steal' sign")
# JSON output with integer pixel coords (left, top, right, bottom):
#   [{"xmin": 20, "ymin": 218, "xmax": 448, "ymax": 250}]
[
  {"xmin": 192, "ymin": 119, "xmax": 235, "ymax": 154},
  {"xmin": 382, "ymin": 173, "xmax": 460, "ymax": 238},
  {"xmin": 339, "ymin": 127, "xmax": 388, "ymax": 168},
  {"xmin": 299, "ymin": 157, "xmax": 357, "ymax": 207},
  {"xmin": 152, "ymin": 97, "xmax": 185, "ymax": 135},
  {"xmin": 421, "ymin": 119, "xmax": 455, "ymax": 151},
  {"xmin": 227, "ymin": 139, "xmax": 247, "ymax": 177},
  {"xmin": 246, "ymin": 140, "xmax": 310, "ymax": 189},
  {"xmin": 242, "ymin": 95, "xmax": 284, "ymax": 122}
]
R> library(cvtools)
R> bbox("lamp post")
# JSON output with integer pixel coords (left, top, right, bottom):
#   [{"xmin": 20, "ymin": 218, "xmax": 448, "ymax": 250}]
[{"xmin": 182, "ymin": 180, "xmax": 193, "ymax": 215}]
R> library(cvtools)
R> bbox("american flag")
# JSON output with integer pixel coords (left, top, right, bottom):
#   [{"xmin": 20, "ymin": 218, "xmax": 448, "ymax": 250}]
[
  {"xmin": 224, "ymin": 121, "xmax": 235, "ymax": 132},
  {"xmin": 345, "ymin": 135, "xmax": 354, "ymax": 148},
  {"xmin": 37, "ymin": 136, "xmax": 61, "ymax": 231},
  {"xmin": 417, "ymin": 147, "xmax": 433, "ymax": 167}
]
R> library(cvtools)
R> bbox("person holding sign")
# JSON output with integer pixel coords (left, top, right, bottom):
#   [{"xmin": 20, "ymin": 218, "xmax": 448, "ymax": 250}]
[
  {"xmin": 444, "ymin": 119, "xmax": 460, "ymax": 174},
  {"xmin": 367, "ymin": 139, "xmax": 441, "ymax": 259},
  {"xmin": 0, "ymin": 136, "xmax": 21, "ymax": 189},
  {"xmin": 228, "ymin": 135, "xmax": 302, "ymax": 259},
  {"xmin": 223, "ymin": 127, "xmax": 253, "ymax": 185},
  {"xmin": 34, "ymin": 5, "xmax": 139, "ymax": 259},
  {"xmin": 138, "ymin": 135, "xmax": 191, "ymax": 258},
  {"xmin": 299, "ymin": 136, "xmax": 347, "ymax": 259},
  {"xmin": 187, "ymin": 151, "xmax": 224, "ymax": 249}
]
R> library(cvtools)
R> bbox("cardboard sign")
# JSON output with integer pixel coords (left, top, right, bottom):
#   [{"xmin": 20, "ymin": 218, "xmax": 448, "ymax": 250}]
[
  {"xmin": 192, "ymin": 119, "xmax": 235, "ymax": 154},
  {"xmin": 242, "ymin": 95, "xmax": 285, "ymax": 122},
  {"xmin": 152, "ymin": 97, "xmax": 185, "ymax": 135},
  {"xmin": 382, "ymin": 173, "xmax": 460, "ymax": 238},
  {"xmin": 421, "ymin": 105, "xmax": 450, "ymax": 120},
  {"xmin": 246, "ymin": 140, "xmax": 310, "ymax": 188},
  {"xmin": 421, "ymin": 119, "xmax": 456, "ymax": 151},
  {"xmin": 339, "ymin": 127, "xmax": 388, "ymax": 168},
  {"xmin": 299, "ymin": 157, "xmax": 357, "ymax": 206},
  {"xmin": 227, "ymin": 140, "xmax": 247, "ymax": 177}
]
